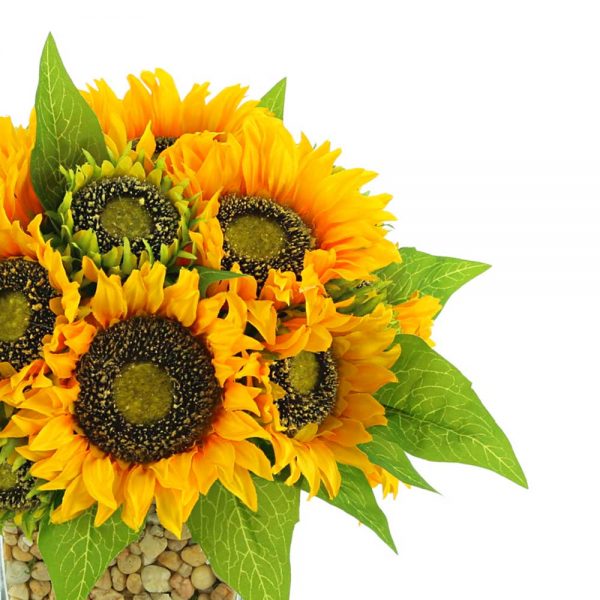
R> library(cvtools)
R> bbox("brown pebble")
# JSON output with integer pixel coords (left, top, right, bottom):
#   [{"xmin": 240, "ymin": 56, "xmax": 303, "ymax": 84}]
[
  {"xmin": 12, "ymin": 547, "xmax": 34, "ymax": 562},
  {"xmin": 95, "ymin": 570, "xmax": 112, "ymax": 591},
  {"xmin": 211, "ymin": 583, "xmax": 235, "ymax": 600},
  {"xmin": 4, "ymin": 533, "xmax": 18, "ymax": 545},
  {"xmin": 191, "ymin": 565, "xmax": 216, "ymax": 591},
  {"xmin": 29, "ymin": 544, "xmax": 42, "ymax": 560},
  {"xmin": 167, "ymin": 539, "xmax": 187, "ymax": 552},
  {"xmin": 181, "ymin": 545, "xmax": 207, "ymax": 567},
  {"xmin": 157, "ymin": 550, "xmax": 182, "ymax": 571},
  {"xmin": 117, "ymin": 551, "xmax": 142, "ymax": 575},
  {"xmin": 111, "ymin": 567, "xmax": 126, "ymax": 592},
  {"xmin": 29, "ymin": 579, "xmax": 51, "ymax": 600},
  {"xmin": 17, "ymin": 535, "xmax": 33, "ymax": 552},
  {"xmin": 149, "ymin": 525, "xmax": 164, "ymax": 537},
  {"xmin": 7, "ymin": 583, "xmax": 29, "ymax": 600},
  {"xmin": 30, "ymin": 563, "xmax": 51, "ymax": 582},
  {"xmin": 177, "ymin": 563, "xmax": 192, "ymax": 578},
  {"xmin": 133, "ymin": 595, "xmax": 151, "ymax": 600},
  {"xmin": 169, "ymin": 574, "xmax": 195, "ymax": 600},
  {"xmin": 126, "ymin": 573, "xmax": 143, "ymax": 594},
  {"xmin": 4, "ymin": 542, "xmax": 12, "ymax": 561},
  {"xmin": 129, "ymin": 542, "xmax": 142, "ymax": 556},
  {"xmin": 3, "ymin": 523, "xmax": 18, "ymax": 534},
  {"xmin": 198, "ymin": 594, "xmax": 211, "ymax": 600},
  {"xmin": 89, "ymin": 590, "xmax": 124, "ymax": 600}
]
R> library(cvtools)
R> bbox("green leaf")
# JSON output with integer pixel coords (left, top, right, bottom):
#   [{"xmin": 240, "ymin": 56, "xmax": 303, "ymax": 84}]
[
  {"xmin": 38, "ymin": 509, "xmax": 140, "ymax": 600},
  {"xmin": 197, "ymin": 266, "xmax": 247, "ymax": 296},
  {"xmin": 379, "ymin": 247, "xmax": 490, "ymax": 307},
  {"xmin": 361, "ymin": 425, "xmax": 436, "ymax": 492},
  {"xmin": 258, "ymin": 78, "xmax": 287, "ymax": 120},
  {"xmin": 188, "ymin": 479, "xmax": 299, "ymax": 600},
  {"xmin": 301, "ymin": 464, "xmax": 397, "ymax": 552},
  {"xmin": 380, "ymin": 334, "xmax": 527, "ymax": 487},
  {"xmin": 31, "ymin": 33, "xmax": 108, "ymax": 211}
]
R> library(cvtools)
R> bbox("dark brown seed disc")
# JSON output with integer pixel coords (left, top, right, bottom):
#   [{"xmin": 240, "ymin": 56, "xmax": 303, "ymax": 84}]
[
  {"xmin": 0, "ymin": 258, "xmax": 56, "ymax": 371},
  {"xmin": 218, "ymin": 194, "xmax": 315, "ymax": 285},
  {"xmin": 74, "ymin": 316, "xmax": 221, "ymax": 464},
  {"xmin": 270, "ymin": 350, "xmax": 338, "ymax": 437}
]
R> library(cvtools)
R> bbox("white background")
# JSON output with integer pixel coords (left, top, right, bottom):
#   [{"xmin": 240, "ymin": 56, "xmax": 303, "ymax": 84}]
[{"xmin": 2, "ymin": 1, "xmax": 599, "ymax": 598}]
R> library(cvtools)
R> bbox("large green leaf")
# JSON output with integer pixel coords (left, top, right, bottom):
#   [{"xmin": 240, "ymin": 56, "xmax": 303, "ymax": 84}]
[
  {"xmin": 380, "ymin": 334, "xmax": 527, "ymax": 487},
  {"xmin": 30, "ymin": 33, "xmax": 108, "ymax": 211},
  {"xmin": 361, "ymin": 425, "xmax": 436, "ymax": 492},
  {"xmin": 301, "ymin": 464, "xmax": 397, "ymax": 552},
  {"xmin": 38, "ymin": 509, "xmax": 140, "ymax": 600},
  {"xmin": 188, "ymin": 479, "xmax": 300, "ymax": 600},
  {"xmin": 378, "ymin": 247, "xmax": 490, "ymax": 307},
  {"xmin": 258, "ymin": 78, "xmax": 287, "ymax": 119}
]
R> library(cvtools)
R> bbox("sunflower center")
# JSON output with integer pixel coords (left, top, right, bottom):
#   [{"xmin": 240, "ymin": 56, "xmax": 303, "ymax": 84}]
[
  {"xmin": 0, "ymin": 291, "xmax": 31, "ymax": 342},
  {"xmin": 75, "ymin": 316, "xmax": 221, "ymax": 464},
  {"xmin": 0, "ymin": 463, "xmax": 18, "ymax": 491},
  {"xmin": 100, "ymin": 198, "xmax": 154, "ymax": 240},
  {"xmin": 0, "ymin": 258, "xmax": 57, "ymax": 371},
  {"xmin": 114, "ymin": 362, "xmax": 173, "ymax": 424},
  {"xmin": 225, "ymin": 215, "xmax": 286, "ymax": 260},
  {"xmin": 271, "ymin": 350, "xmax": 339, "ymax": 437},
  {"xmin": 71, "ymin": 176, "xmax": 181, "ymax": 258},
  {"xmin": 218, "ymin": 194, "xmax": 315, "ymax": 284}
]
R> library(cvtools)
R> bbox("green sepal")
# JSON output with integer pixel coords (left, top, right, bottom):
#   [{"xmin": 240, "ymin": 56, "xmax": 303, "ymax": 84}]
[
  {"xmin": 326, "ymin": 277, "xmax": 391, "ymax": 316},
  {"xmin": 300, "ymin": 464, "xmax": 397, "ymax": 552},
  {"xmin": 38, "ymin": 508, "xmax": 142, "ymax": 600},
  {"xmin": 378, "ymin": 247, "xmax": 490, "ymax": 309},
  {"xmin": 196, "ymin": 266, "xmax": 248, "ymax": 297},
  {"xmin": 30, "ymin": 33, "xmax": 108, "ymax": 212},
  {"xmin": 258, "ymin": 78, "xmax": 287, "ymax": 120},
  {"xmin": 188, "ymin": 479, "xmax": 299, "ymax": 600},
  {"xmin": 379, "ymin": 334, "xmax": 527, "ymax": 487}
]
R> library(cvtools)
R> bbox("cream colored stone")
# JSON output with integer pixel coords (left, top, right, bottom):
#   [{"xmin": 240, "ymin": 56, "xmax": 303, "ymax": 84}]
[
  {"xmin": 89, "ymin": 590, "xmax": 124, "ymax": 600},
  {"xmin": 111, "ymin": 567, "xmax": 126, "ymax": 592},
  {"xmin": 129, "ymin": 542, "xmax": 142, "ymax": 555},
  {"xmin": 117, "ymin": 551, "xmax": 142, "ymax": 575},
  {"xmin": 140, "ymin": 534, "xmax": 168, "ymax": 563},
  {"xmin": 12, "ymin": 547, "xmax": 33, "ymax": 562},
  {"xmin": 150, "ymin": 595, "xmax": 170, "ymax": 600},
  {"xmin": 198, "ymin": 594, "xmax": 211, "ymax": 600},
  {"xmin": 140, "ymin": 565, "xmax": 171, "ymax": 593},
  {"xmin": 149, "ymin": 525, "xmax": 164, "ymax": 537},
  {"xmin": 30, "ymin": 562, "xmax": 50, "ymax": 582},
  {"xmin": 181, "ymin": 545, "xmax": 207, "ymax": 567},
  {"xmin": 3, "ymin": 523, "xmax": 18, "ymax": 534},
  {"xmin": 29, "ymin": 544, "xmax": 42, "ymax": 560},
  {"xmin": 157, "ymin": 550, "xmax": 182, "ymax": 571},
  {"xmin": 8, "ymin": 583, "xmax": 29, "ymax": 600},
  {"xmin": 177, "ymin": 563, "xmax": 192, "ymax": 578},
  {"xmin": 95, "ymin": 570, "xmax": 112, "ymax": 590},
  {"xmin": 167, "ymin": 539, "xmax": 187, "ymax": 552},
  {"xmin": 126, "ymin": 573, "xmax": 144, "ymax": 594},
  {"xmin": 4, "ymin": 542, "xmax": 12, "ymax": 561},
  {"xmin": 191, "ymin": 565, "xmax": 216, "ymax": 591},
  {"xmin": 133, "ymin": 595, "xmax": 151, "ymax": 600},
  {"xmin": 4, "ymin": 533, "xmax": 18, "ymax": 545},
  {"xmin": 6, "ymin": 561, "xmax": 30, "ymax": 585},
  {"xmin": 17, "ymin": 535, "xmax": 32, "ymax": 551}
]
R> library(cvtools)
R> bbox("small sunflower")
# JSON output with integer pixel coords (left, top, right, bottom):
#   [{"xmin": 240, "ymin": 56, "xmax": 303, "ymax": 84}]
[
  {"xmin": 394, "ymin": 292, "xmax": 442, "ymax": 346},
  {"xmin": 3, "ymin": 261, "xmax": 276, "ymax": 536},
  {"xmin": 163, "ymin": 119, "xmax": 400, "ymax": 291},
  {"xmin": 0, "ymin": 116, "xmax": 41, "ymax": 227},
  {"xmin": 258, "ymin": 304, "xmax": 400, "ymax": 497},
  {"xmin": 49, "ymin": 150, "xmax": 191, "ymax": 279},
  {"xmin": 82, "ymin": 69, "xmax": 272, "ymax": 158},
  {"xmin": 0, "ymin": 217, "xmax": 79, "ymax": 404}
]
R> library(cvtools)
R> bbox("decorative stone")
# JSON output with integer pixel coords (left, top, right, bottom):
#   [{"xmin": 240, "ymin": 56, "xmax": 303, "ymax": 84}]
[
  {"xmin": 191, "ymin": 565, "xmax": 216, "ymax": 591},
  {"xmin": 177, "ymin": 563, "xmax": 192, "ymax": 578},
  {"xmin": 12, "ymin": 547, "xmax": 33, "ymax": 562},
  {"xmin": 149, "ymin": 525, "xmax": 164, "ymax": 537},
  {"xmin": 111, "ymin": 566, "xmax": 126, "ymax": 592},
  {"xmin": 198, "ymin": 594, "xmax": 211, "ymax": 600},
  {"xmin": 95, "ymin": 570, "xmax": 113, "ymax": 590},
  {"xmin": 157, "ymin": 550, "xmax": 182, "ymax": 571},
  {"xmin": 129, "ymin": 542, "xmax": 142, "ymax": 555},
  {"xmin": 5, "ymin": 561, "xmax": 30, "ymax": 585},
  {"xmin": 141, "ymin": 565, "xmax": 171, "ymax": 593},
  {"xmin": 150, "ymin": 595, "xmax": 170, "ymax": 600},
  {"xmin": 17, "ymin": 535, "xmax": 32, "ymax": 551},
  {"xmin": 117, "ymin": 550, "xmax": 142, "ymax": 575},
  {"xmin": 30, "ymin": 562, "xmax": 51, "ymax": 582},
  {"xmin": 90, "ymin": 591, "xmax": 124, "ymax": 600},
  {"xmin": 139, "ymin": 534, "xmax": 168, "ymax": 563},
  {"xmin": 4, "ymin": 542, "xmax": 12, "ymax": 561},
  {"xmin": 4, "ymin": 533, "xmax": 18, "ymax": 545},
  {"xmin": 126, "ymin": 573, "xmax": 144, "ymax": 594},
  {"xmin": 169, "ymin": 574, "xmax": 195, "ymax": 600},
  {"xmin": 167, "ymin": 539, "xmax": 187, "ymax": 552},
  {"xmin": 7, "ymin": 583, "xmax": 29, "ymax": 600},
  {"xmin": 29, "ymin": 544, "xmax": 42, "ymax": 560},
  {"xmin": 29, "ymin": 579, "xmax": 52, "ymax": 600},
  {"xmin": 133, "ymin": 594, "xmax": 151, "ymax": 600},
  {"xmin": 181, "ymin": 544, "xmax": 207, "ymax": 567},
  {"xmin": 211, "ymin": 583, "xmax": 235, "ymax": 600}
]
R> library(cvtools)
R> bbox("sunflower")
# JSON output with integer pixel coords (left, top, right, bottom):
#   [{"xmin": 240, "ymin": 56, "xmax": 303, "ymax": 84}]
[
  {"xmin": 49, "ymin": 149, "xmax": 191, "ymax": 279},
  {"xmin": 2, "ymin": 260, "xmax": 276, "ymax": 537},
  {"xmin": 0, "ymin": 116, "xmax": 41, "ymax": 227},
  {"xmin": 0, "ymin": 217, "xmax": 79, "ymax": 403},
  {"xmin": 82, "ymin": 69, "xmax": 273, "ymax": 159},
  {"xmin": 257, "ymin": 303, "xmax": 400, "ymax": 497},
  {"xmin": 162, "ymin": 118, "xmax": 400, "ymax": 293}
]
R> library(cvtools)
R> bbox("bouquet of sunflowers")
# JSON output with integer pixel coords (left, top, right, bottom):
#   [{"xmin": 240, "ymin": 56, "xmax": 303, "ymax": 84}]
[{"xmin": 0, "ymin": 34, "xmax": 526, "ymax": 600}]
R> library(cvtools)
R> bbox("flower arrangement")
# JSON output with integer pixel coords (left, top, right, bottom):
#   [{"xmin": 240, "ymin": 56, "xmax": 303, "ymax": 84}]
[{"xmin": 0, "ymin": 34, "xmax": 526, "ymax": 600}]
